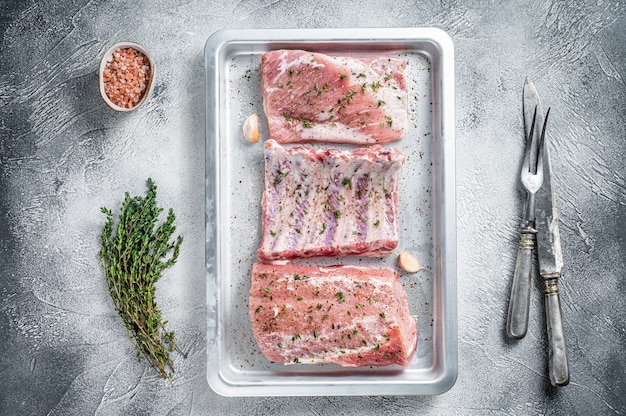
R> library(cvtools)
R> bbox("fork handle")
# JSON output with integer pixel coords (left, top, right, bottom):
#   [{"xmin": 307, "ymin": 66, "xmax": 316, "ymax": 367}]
[
  {"xmin": 507, "ymin": 231, "xmax": 534, "ymax": 339},
  {"xmin": 544, "ymin": 278, "xmax": 570, "ymax": 386}
]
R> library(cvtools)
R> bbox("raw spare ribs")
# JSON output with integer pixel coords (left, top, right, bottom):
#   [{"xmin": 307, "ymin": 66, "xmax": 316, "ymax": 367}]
[
  {"xmin": 261, "ymin": 49, "xmax": 408, "ymax": 144},
  {"xmin": 250, "ymin": 263, "xmax": 417, "ymax": 367},
  {"xmin": 258, "ymin": 139, "xmax": 404, "ymax": 262}
]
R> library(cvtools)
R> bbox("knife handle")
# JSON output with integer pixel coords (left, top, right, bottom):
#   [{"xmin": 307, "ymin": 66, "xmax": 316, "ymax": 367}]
[
  {"xmin": 544, "ymin": 278, "xmax": 570, "ymax": 386},
  {"xmin": 507, "ymin": 231, "xmax": 534, "ymax": 339}
]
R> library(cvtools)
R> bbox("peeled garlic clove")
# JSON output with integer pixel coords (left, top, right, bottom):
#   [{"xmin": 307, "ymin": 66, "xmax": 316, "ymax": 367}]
[
  {"xmin": 243, "ymin": 113, "xmax": 260, "ymax": 143},
  {"xmin": 398, "ymin": 250, "xmax": 421, "ymax": 273}
]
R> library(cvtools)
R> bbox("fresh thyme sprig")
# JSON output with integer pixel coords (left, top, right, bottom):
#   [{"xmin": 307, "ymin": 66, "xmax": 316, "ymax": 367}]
[{"xmin": 99, "ymin": 178, "xmax": 185, "ymax": 382}]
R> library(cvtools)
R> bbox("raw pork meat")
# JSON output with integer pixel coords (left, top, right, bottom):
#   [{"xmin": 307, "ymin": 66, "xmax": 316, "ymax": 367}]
[
  {"xmin": 261, "ymin": 49, "xmax": 408, "ymax": 144},
  {"xmin": 258, "ymin": 139, "xmax": 404, "ymax": 262},
  {"xmin": 249, "ymin": 263, "xmax": 417, "ymax": 367}
]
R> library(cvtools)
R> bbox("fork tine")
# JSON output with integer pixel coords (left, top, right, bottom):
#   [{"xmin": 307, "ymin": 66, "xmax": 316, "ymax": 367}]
[
  {"xmin": 523, "ymin": 106, "xmax": 538, "ymax": 173},
  {"xmin": 536, "ymin": 107, "xmax": 551, "ymax": 175}
]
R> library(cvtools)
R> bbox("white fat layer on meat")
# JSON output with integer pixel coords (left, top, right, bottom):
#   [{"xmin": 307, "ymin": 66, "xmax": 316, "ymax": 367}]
[
  {"xmin": 297, "ymin": 98, "xmax": 408, "ymax": 142},
  {"xmin": 330, "ymin": 56, "xmax": 409, "ymax": 136},
  {"xmin": 302, "ymin": 274, "xmax": 392, "ymax": 289},
  {"xmin": 318, "ymin": 265, "xmax": 387, "ymax": 273},
  {"xmin": 330, "ymin": 55, "xmax": 403, "ymax": 92},
  {"xmin": 316, "ymin": 111, "xmax": 331, "ymax": 122},
  {"xmin": 267, "ymin": 301, "xmax": 416, "ymax": 365},
  {"xmin": 281, "ymin": 323, "xmax": 400, "ymax": 365},
  {"xmin": 378, "ymin": 89, "xmax": 409, "ymax": 133},
  {"xmin": 270, "ymin": 50, "xmax": 325, "ymax": 84},
  {"xmin": 275, "ymin": 273, "xmax": 393, "ymax": 291},
  {"xmin": 298, "ymin": 121, "xmax": 379, "ymax": 143}
]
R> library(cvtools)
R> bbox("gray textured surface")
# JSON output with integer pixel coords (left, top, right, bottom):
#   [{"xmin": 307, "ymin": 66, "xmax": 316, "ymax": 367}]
[{"xmin": 0, "ymin": 0, "xmax": 624, "ymax": 414}]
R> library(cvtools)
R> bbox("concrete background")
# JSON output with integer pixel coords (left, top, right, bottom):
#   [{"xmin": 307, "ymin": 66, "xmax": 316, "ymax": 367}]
[{"xmin": 1, "ymin": 0, "xmax": 624, "ymax": 414}]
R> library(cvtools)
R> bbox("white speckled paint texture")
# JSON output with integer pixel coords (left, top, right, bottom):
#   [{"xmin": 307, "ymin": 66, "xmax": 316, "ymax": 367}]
[{"xmin": 1, "ymin": 0, "xmax": 625, "ymax": 415}]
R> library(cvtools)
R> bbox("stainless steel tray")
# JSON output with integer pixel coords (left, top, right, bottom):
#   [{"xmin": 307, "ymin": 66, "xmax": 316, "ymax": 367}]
[{"xmin": 205, "ymin": 28, "xmax": 456, "ymax": 396}]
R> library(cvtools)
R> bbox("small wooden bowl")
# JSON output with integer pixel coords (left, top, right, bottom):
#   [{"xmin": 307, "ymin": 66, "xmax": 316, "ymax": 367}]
[{"xmin": 99, "ymin": 41, "xmax": 155, "ymax": 112}]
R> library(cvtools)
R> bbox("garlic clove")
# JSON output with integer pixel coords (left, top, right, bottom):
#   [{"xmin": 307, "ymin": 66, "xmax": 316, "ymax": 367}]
[
  {"xmin": 398, "ymin": 250, "xmax": 421, "ymax": 273},
  {"xmin": 243, "ymin": 113, "xmax": 260, "ymax": 143}
]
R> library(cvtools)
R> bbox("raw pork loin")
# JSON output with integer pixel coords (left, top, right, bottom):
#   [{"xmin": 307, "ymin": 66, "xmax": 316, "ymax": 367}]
[
  {"xmin": 261, "ymin": 49, "xmax": 408, "ymax": 144},
  {"xmin": 249, "ymin": 263, "xmax": 417, "ymax": 367},
  {"xmin": 258, "ymin": 139, "xmax": 404, "ymax": 262}
]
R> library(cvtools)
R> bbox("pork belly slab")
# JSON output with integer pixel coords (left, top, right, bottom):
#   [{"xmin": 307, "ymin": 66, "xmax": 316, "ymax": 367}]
[
  {"xmin": 258, "ymin": 139, "xmax": 404, "ymax": 262},
  {"xmin": 250, "ymin": 263, "xmax": 417, "ymax": 367},
  {"xmin": 261, "ymin": 49, "xmax": 408, "ymax": 144}
]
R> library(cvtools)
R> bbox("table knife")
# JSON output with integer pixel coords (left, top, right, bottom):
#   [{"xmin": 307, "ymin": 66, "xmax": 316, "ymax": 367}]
[{"xmin": 529, "ymin": 78, "xmax": 570, "ymax": 387}]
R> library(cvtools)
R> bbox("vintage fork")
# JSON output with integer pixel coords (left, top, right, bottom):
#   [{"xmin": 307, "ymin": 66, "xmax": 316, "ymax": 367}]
[{"xmin": 506, "ymin": 106, "xmax": 550, "ymax": 339}]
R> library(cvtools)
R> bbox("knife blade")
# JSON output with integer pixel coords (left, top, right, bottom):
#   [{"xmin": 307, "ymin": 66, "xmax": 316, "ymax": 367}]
[
  {"xmin": 527, "ymin": 78, "xmax": 570, "ymax": 387},
  {"xmin": 532, "ymin": 85, "xmax": 563, "ymax": 276}
]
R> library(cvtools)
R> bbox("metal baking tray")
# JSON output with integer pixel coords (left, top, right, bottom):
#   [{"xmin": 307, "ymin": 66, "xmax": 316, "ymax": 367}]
[{"xmin": 205, "ymin": 28, "xmax": 456, "ymax": 396}]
